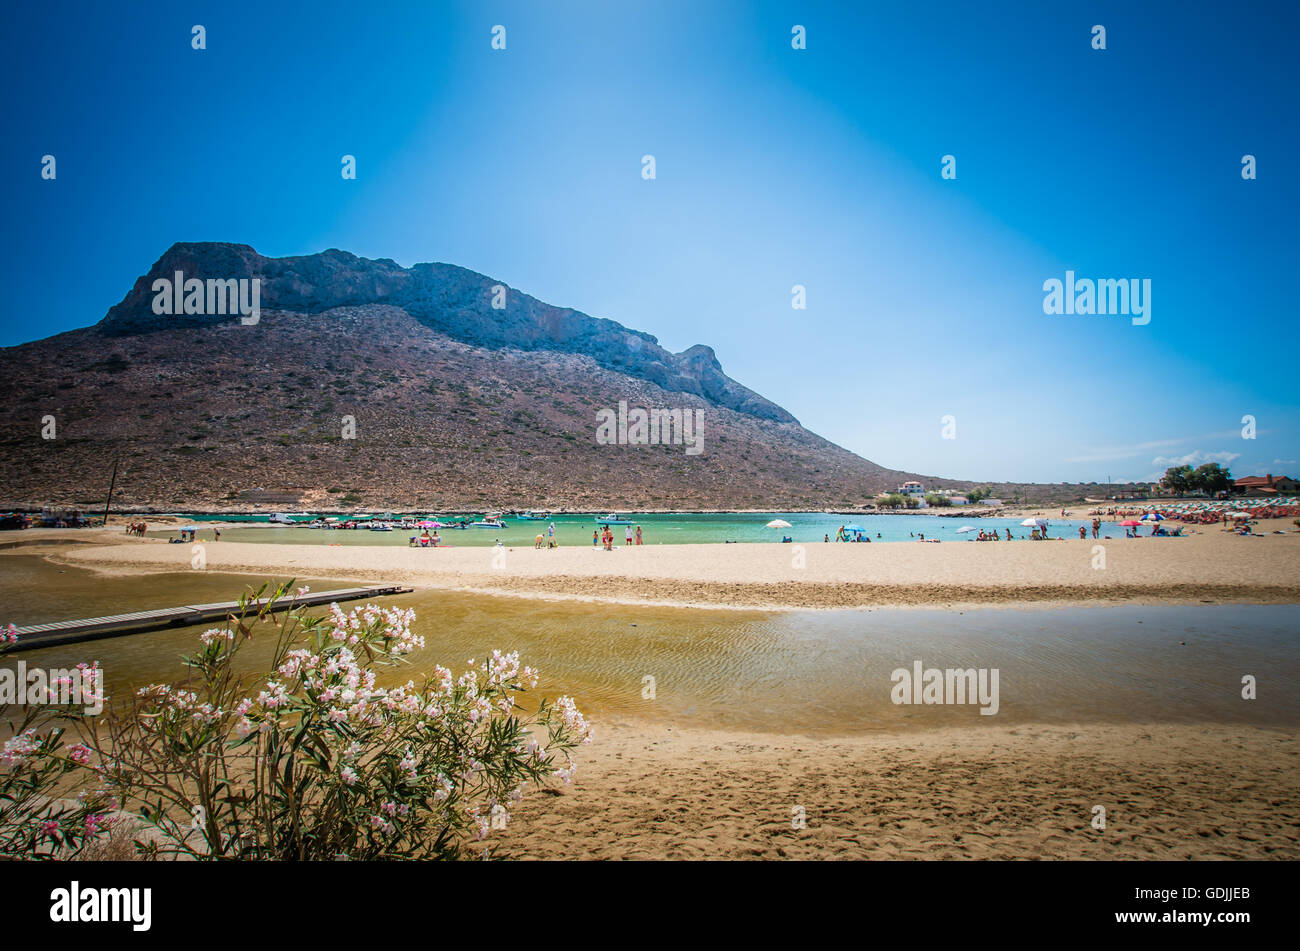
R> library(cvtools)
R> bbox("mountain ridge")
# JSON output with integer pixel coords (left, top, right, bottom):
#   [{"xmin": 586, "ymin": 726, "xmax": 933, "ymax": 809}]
[
  {"xmin": 100, "ymin": 243, "xmax": 798, "ymax": 426},
  {"xmin": 0, "ymin": 243, "xmax": 1064, "ymax": 509}
]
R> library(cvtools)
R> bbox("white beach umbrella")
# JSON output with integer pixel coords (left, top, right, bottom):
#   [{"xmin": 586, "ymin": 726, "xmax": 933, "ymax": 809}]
[
  {"xmin": 956, "ymin": 526, "xmax": 978, "ymax": 533},
  {"xmin": 765, "ymin": 519, "xmax": 793, "ymax": 529},
  {"xmin": 1019, "ymin": 518, "xmax": 1039, "ymax": 527}
]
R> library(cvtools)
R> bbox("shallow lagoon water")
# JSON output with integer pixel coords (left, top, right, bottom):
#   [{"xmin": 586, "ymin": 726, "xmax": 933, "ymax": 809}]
[{"xmin": 4, "ymin": 557, "xmax": 1294, "ymax": 735}]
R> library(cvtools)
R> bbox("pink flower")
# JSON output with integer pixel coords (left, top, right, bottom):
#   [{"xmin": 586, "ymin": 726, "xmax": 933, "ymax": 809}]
[
  {"xmin": 67, "ymin": 743, "xmax": 93, "ymax": 765},
  {"xmin": 200, "ymin": 627, "xmax": 234, "ymax": 646},
  {"xmin": 1, "ymin": 729, "xmax": 39, "ymax": 765}
]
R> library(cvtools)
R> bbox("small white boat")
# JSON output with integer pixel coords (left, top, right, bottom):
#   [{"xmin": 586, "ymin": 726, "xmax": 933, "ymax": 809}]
[
  {"xmin": 472, "ymin": 518, "xmax": 505, "ymax": 529},
  {"xmin": 268, "ymin": 513, "xmax": 295, "ymax": 525},
  {"xmin": 595, "ymin": 513, "xmax": 632, "ymax": 525}
]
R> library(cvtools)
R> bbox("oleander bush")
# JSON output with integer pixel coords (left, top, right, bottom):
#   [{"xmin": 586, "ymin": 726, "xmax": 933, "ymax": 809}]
[
  {"xmin": 0, "ymin": 583, "xmax": 590, "ymax": 860},
  {"xmin": 0, "ymin": 625, "xmax": 113, "ymax": 858}
]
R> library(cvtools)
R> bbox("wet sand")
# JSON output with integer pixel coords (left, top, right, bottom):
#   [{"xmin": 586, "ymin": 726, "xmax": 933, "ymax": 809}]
[
  {"xmin": 496, "ymin": 719, "xmax": 1300, "ymax": 860},
  {"xmin": 29, "ymin": 521, "xmax": 1300, "ymax": 610}
]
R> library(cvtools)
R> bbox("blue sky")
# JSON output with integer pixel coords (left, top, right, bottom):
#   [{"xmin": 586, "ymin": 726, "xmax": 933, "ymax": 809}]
[{"xmin": 2, "ymin": 0, "xmax": 1296, "ymax": 484}]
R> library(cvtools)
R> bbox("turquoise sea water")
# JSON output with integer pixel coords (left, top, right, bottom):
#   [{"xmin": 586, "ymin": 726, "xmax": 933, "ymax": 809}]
[{"xmin": 156, "ymin": 512, "xmax": 1126, "ymax": 547}]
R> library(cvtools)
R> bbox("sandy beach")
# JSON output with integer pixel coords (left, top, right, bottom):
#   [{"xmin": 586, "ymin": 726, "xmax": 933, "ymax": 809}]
[
  {"xmin": 26, "ymin": 520, "xmax": 1300, "ymax": 611},
  {"xmin": 8, "ymin": 525, "xmax": 1298, "ymax": 863},
  {"xmin": 4, "ymin": 531, "xmax": 1298, "ymax": 862},
  {"xmin": 495, "ymin": 719, "xmax": 1300, "ymax": 859}
]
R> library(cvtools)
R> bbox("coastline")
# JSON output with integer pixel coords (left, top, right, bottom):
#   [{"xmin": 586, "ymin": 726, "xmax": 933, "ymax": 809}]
[
  {"xmin": 18, "ymin": 520, "xmax": 1300, "ymax": 611},
  {"xmin": 4, "ymin": 504, "xmax": 1114, "ymax": 521}
]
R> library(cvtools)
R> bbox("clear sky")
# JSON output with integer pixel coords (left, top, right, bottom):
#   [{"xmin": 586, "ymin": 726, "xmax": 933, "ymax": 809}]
[{"xmin": 2, "ymin": 0, "xmax": 1296, "ymax": 484}]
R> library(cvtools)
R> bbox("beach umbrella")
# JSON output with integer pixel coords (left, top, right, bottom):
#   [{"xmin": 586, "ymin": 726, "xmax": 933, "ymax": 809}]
[
  {"xmin": 1019, "ymin": 518, "xmax": 1040, "ymax": 527},
  {"xmin": 1119, "ymin": 519, "xmax": 1142, "ymax": 527},
  {"xmin": 1228, "ymin": 511, "xmax": 1251, "ymax": 520},
  {"xmin": 417, "ymin": 520, "xmax": 436, "ymax": 528},
  {"xmin": 843, "ymin": 524, "xmax": 866, "ymax": 533},
  {"xmin": 765, "ymin": 519, "xmax": 793, "ymax": 529},
  {"xmin": 956, "ymin": 526, "xmax": 978, "ymax": 533},
  {"xmin": 1141, "ymin": 513, "xmax": 1165, "ymax": 521}
]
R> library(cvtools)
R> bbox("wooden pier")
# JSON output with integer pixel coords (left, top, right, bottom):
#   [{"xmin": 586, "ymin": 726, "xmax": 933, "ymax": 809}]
[{"xmin": 7, "ymin": 586, "xmax": 413, "ymax": 653}]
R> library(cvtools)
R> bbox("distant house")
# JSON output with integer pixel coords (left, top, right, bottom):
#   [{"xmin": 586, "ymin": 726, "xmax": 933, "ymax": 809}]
[
  {"xmin": 1233, "ymin": 473, "xmax": 1300, "ymax": 496},
  {"xmin": 979, "ymin": 498, "xmax": 1004, "ymax": 507},
  {"xmin": 898, "ymin": 480, "xmax": 928, "ymax": 508},
  {"xmin": 948, "ymin": 496, "xmax": 969, "ymax": 505}
]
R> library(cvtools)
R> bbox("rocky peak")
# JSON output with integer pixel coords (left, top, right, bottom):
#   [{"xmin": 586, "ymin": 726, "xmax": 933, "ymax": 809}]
[{"xmin": 98, "ymin": 243, "xmax": 798, "ymax": 424}]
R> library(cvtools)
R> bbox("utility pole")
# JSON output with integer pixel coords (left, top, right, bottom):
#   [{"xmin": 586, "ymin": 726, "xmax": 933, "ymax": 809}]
[{"xmin": 102, "ymin": 457, "xmax": 120, "ymax": 528}]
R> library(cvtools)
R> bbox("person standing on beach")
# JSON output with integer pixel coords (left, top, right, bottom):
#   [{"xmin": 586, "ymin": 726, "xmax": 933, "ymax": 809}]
[
  {"xmin": 625, "ymin": 525, "xmax": 633, "ymax": 546},
  {"xmin": 593, "ymin": 530, "xmax": 599, "ymax": 547},
  {"xmin": 635, "ymin": 525, "xmax": 643, "ymax": 545},
  {"xmin": 1079, "ymin": 526, "xmax": 1087, "ymax": 539},
  {"xmin": 1092, "ymin": 518, "xmax": 1101, "ymax": 539},
  {"xmin": 214, "ymin": 528, "xmax": 220, "ymax": 541}
]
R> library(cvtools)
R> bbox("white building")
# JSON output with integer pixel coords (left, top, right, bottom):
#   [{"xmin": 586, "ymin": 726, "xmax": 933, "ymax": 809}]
[{"xmin": 899, "ymin": 481, "xmax": 928, "ymax": 508}]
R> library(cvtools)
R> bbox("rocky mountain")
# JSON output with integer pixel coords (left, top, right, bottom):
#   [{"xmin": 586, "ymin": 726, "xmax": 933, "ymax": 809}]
[
  {"xmin": 0, "ymin": 243, "xmax": 1051, "ymax": 511},
  {"xmin": 101, "ymin": 243, "xmax": 796, "ymax": 425}
]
